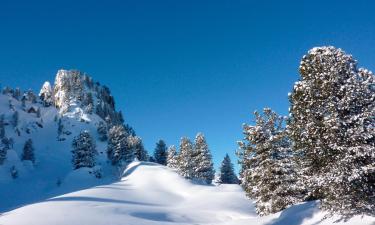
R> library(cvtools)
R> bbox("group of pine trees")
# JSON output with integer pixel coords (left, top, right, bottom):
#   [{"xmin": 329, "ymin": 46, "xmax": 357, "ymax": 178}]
[
  {"xmin": 165, "ymin": 133, "xmax": 215, "ymax": 184},
  {"xmin": 238, "ymin": 46, "xmax": 375, "ymax": 217}
]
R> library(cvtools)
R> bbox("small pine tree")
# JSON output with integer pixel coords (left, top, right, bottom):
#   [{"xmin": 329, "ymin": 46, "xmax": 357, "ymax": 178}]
[
  {"xmin": 131, "ymin": 136, "xmax": 148, "ymax": 161},
  {"xmin": 71, "ymin": 130, "xmax": 97, "ymax": 169},
  {"xmin": 97, "ymin": 121, "xmax": 108, "ymax": 141},
  {"xmin": 57, "ymin": 118, "xmax": 64, "ymax": 137},
  {"xmin": 10, "ymin": 166, "xmax": 18, "ymax": 179},
  {"xmin": 218, "ymin": 154, "xmax": 238, "ymax": 184},
  {"xmin": 167, "ymin": 145, "xmax": 178, "ymax": 169},
  {"xmin": 192, "ymin": 133, "xmax": 215, "ymax": 184},
  {"xmin": 177, "ymin": 137, "xmax": 195, "ymax": 179},
  {"xmin": 36, "ymin": 108, "xmax": 41, "ymax": 118},
  {"xmin": 154, "ymin": 140, "xmax": 168, "ymax": 165},
  {"xmin": 0, "ymin": 146, "xmax": 7, "ymax": 165},
  {"xmin": 238, "ymin": 108, "xmax": 301, "ymax": 216},
  {"xmin": 12, "ymin": 111, "xmax": 18, "ymax": 127},
  {"xmin": 0, "ymin": 114, "xmax": 5, "ymax": 139},
  {"xmin": 107, "ymin": 125, "xmax": 134, "ymax": 165},
  {"xmin": 22, "ymin": 139, "xmax": 35, "ymax": 163}
]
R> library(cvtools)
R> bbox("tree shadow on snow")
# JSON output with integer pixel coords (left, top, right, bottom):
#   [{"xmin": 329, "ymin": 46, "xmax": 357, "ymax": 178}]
[
  {"xmin": 46, "ymin": 196, "xmax": 161, "ymax": 207},
  {"xmin": 266, "ymin": 201, "xmax": 320, "ymax": 225}
]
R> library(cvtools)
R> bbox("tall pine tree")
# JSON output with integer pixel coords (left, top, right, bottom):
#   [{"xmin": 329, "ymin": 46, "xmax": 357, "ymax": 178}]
[
  {"xmin": 22, "ymin": 139, "xmax": 35, "ymax": 164},
  {"xmin": 71, "ymin": 130, "xmax": 97, "ymax": 169},
  {"xmin": 289, "ymin": 46, "xmax": 375, "ymax": 215},
  {"xmin": 154, "ymin": 140, "xmax": 168, "ymax": 165},
  {"xmin": 218, "ymin": 154, "xmax": 238, "ymax": 184},
  {"xmin": 238, "ymin": 108, "xmax": 301, "ymax": 216},
  {"xmin": 107, "ymin": 125, "xmax": 134, "ymax": 165},
  {"xmin": 177, "ymin": 137, "xmax": 194, "ymax": 179},
  {"xmin": 192, "ymin": 133, "xmax": 215, "ymax": 184},
  {"xmin": 167, "ymin": 145, "xmax": 178, "ymax": 169}
]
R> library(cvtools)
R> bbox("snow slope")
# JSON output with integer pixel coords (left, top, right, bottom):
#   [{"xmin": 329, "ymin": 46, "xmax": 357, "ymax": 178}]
[
  {"xmin": 0, "ymin": 71, "xmax": 124, "ymax": 212},
  {"xmin": 1, "ymin": 162, "xmax": 374, "ymax": 225}
]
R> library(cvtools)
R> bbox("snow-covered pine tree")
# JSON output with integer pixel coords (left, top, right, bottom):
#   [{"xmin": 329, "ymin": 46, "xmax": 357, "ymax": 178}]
[
  {"xmin": 71, "ymin": 130, "xmax": 97, "ymax": 169},
  {"xmin": 238, "ymin": 108, "xmax": 301, "ymax": 216},
  {"xmin": 289, "ymin": 46, "xmax": 375, "ymax": 215},
  {"xmin": 192, "ymin": 133, "xmax": 215, "ymax": 184},
  {"xmin": 177, "ymin": 137, "xmax": 195, "ymax": 179},
  {"xmin": 0, "ymin": 114, "xmax": 5, "ymax": 139},
  {"xmin": 218, "ymin": 154, "xmax": 238, "ymax": 184},
  {"xmin": 153, "ymin": 140, "xmax": 168, "ymax": 165},
  {"xmin": 0, "ymin": 144, "xmax": 7, "ymax": 165},
  {"xmin": 39, "ymin": 81, "xmax": 54, "ymax": 107},
  {"xmin": 97, "ymin": 121, "xmax": 108, "ymax": 141},
  {"xmin": 0, "ymin": 117, "xmax": 8, "ymax": 164},
  {"xmin": 22, "ymin": 139, "xmax": 35, "ymax": 164},
  {"xmin": 13, "ymin": 88, "xmax": 21, "ymax": 100},
  {"xmin": 131, "ymin": 136, "xmax": 149, "ymax": 161},
  {"xmin": 12, "ymin": 111, "xmax": 18, "ymax": 127},
  {"xmin": 107, "ymin": 125, "xmax": 134, "ymax": 165},
  {"xmin": 167, "ymin": 145, "xmax": 178, "ymax": 169}
]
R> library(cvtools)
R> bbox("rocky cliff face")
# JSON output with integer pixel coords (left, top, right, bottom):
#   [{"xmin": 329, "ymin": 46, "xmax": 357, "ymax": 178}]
[{"xmin": 47, "ymin": 69, "xmax": 123, "ymax": 125}]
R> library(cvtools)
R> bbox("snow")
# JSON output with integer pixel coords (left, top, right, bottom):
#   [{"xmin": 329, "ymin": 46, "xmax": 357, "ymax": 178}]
[
  {"xmin": 1, "ymin": 162, "xmax": 374, "ymax": 225},
  {"xmin": 0, "ymin": 92, "xmax": 115, "ymax": 212}
]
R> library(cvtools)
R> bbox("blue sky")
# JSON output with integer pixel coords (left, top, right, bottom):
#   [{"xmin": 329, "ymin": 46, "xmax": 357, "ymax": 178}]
[{"xmin": 1, "ymin": 0, "xmax": 375, "ymax": 171}]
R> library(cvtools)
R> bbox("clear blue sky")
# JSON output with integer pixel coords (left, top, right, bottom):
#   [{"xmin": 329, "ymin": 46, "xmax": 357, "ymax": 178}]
[{"xmin": 1, "ymin": 0, "xmax": 375, "ymax": 172}]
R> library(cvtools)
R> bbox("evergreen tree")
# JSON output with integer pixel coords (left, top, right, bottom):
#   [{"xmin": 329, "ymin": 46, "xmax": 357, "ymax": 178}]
[
  {"xmin": 289, "ymin": 46, "xmax": 375, "ymax": 215},
  {"xmin": 153, "ymin": 140, "xmax": 168, "ymax": 165},
  {"xmin": 0, "ymin": 114, "xmax": 5, "ymax": 139},
  {"xmin": 57, "ymin": 118, "xmax": 64, "ymax": 137},
  {"xmin": 0, "ymin": 145, "xmax": 7, "ymax": 165},
  {"xmin": 192, "ymin": 133, "xmax": 215, "ymax": 184},
  {"xmin": 131, "ymin": 136, "xmax": 148, "ymax": 161},
  {"xmin": 218, "ymin": 154, "xmax": 238, "ymax": 184},
  {"xmin": 238, "ymin": 108, "xmax": 301, "ymax": 216},
  {"xmin": 97, "ymin": 121, "xmax": 108, "ymax": 141},
  {"xmin": 71, "ymin": 130, "xmax": 97, "ymax": 169},
  {"xmin": 36, "ymin": 107, "xmax": 41, "ymax": 118},
  {"xmin": 22, "ymin": 139, "xmax": 35, "ymax": 163},
  {"xmin": 167, "ymin": 145, "xmax": 178, "ymax": 169},
  {"xmin": 107, "ymin": 125, "xmax": 134, "ymax": 165},
  {"xmin": 177, "ymin": 137, "xmax": 195, "ymax": 179},
  {"xmin": 12, "ymin": 111, "xmax": 18, "ymax": 127}
]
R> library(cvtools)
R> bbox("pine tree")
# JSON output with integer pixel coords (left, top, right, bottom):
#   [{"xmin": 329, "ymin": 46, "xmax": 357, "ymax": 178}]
[
  {"xmin": 177, "ymin": 137, "xmax": 195, "ymax": 179},
  {"xmin": 154, "ymin": 140, "xmax": 168, "ymax": 165},
  {"xmin": 97, "ymin": 121, "xmax": 108, "ymax": 141},
  {"xmin": 12, "ymin": 111, "xmax": 18, "ymax": 127},
  {"xmin": 218, "ymin": 154, "xmax": 238, "ymax": 184},
  {"xmin": 71, "ymin": 130, "xmax": 97, "ymax": 169},
  {"xmin": 0, "ymin": 114, "xmax": 5, "ymax": 139},
  {"xmin": 167, "ymin": 145, "xmax": 178, "ymax": 169},
  {"xmin": 289, "ymin": 46, "xmax": 375, "ymax": 215},
  {"xmin": 131, "ymin": 136, "xmax": 149, "ymax": 161},
  {"xmin": 107, "ymin": 125, "xmax": 134, "ymax": 165},
  {"xmin": 192, "ymin": 133, "xmax": 215, "ymax": 184},
  {"xmin": 57, "ymin": 118, "xmax": 64, "ymax": 137},
  {"xmin": 22, "ymin": 139, "xmax": 35, "ymax": 164},
  {"xmin": 36, "ymin": 107, "xmax": 41, "ymax": 118},
  {"xmin": 0, "ymin": 145, "xmax": 7, "ymax": 165},
  {"xmin": 238, "ymin": 108, "xmax": 301, "ymax": 216}
]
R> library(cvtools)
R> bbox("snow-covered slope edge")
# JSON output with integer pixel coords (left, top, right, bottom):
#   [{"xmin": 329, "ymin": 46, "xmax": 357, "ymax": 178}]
[{"xmin": 1, "ymin": 162, "xmax": 374, "ymax": 225}]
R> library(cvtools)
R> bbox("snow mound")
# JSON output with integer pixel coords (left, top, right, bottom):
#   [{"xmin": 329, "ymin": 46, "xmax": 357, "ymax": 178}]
[{"xmin": 1, "ymin": 162, "xmax": 374, "ymax": 225}]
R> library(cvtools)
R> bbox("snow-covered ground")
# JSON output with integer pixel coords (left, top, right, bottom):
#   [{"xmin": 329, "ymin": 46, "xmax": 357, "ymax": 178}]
[{"xmin": 1, "ymin": 162, "xmax": 374, "ymax": 225}]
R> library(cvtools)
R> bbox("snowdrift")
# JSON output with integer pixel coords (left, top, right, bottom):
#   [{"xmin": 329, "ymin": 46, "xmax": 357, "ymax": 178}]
[{"xmin": 1, "ymin": 162, "xmax": 374, "ymax": 225}]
